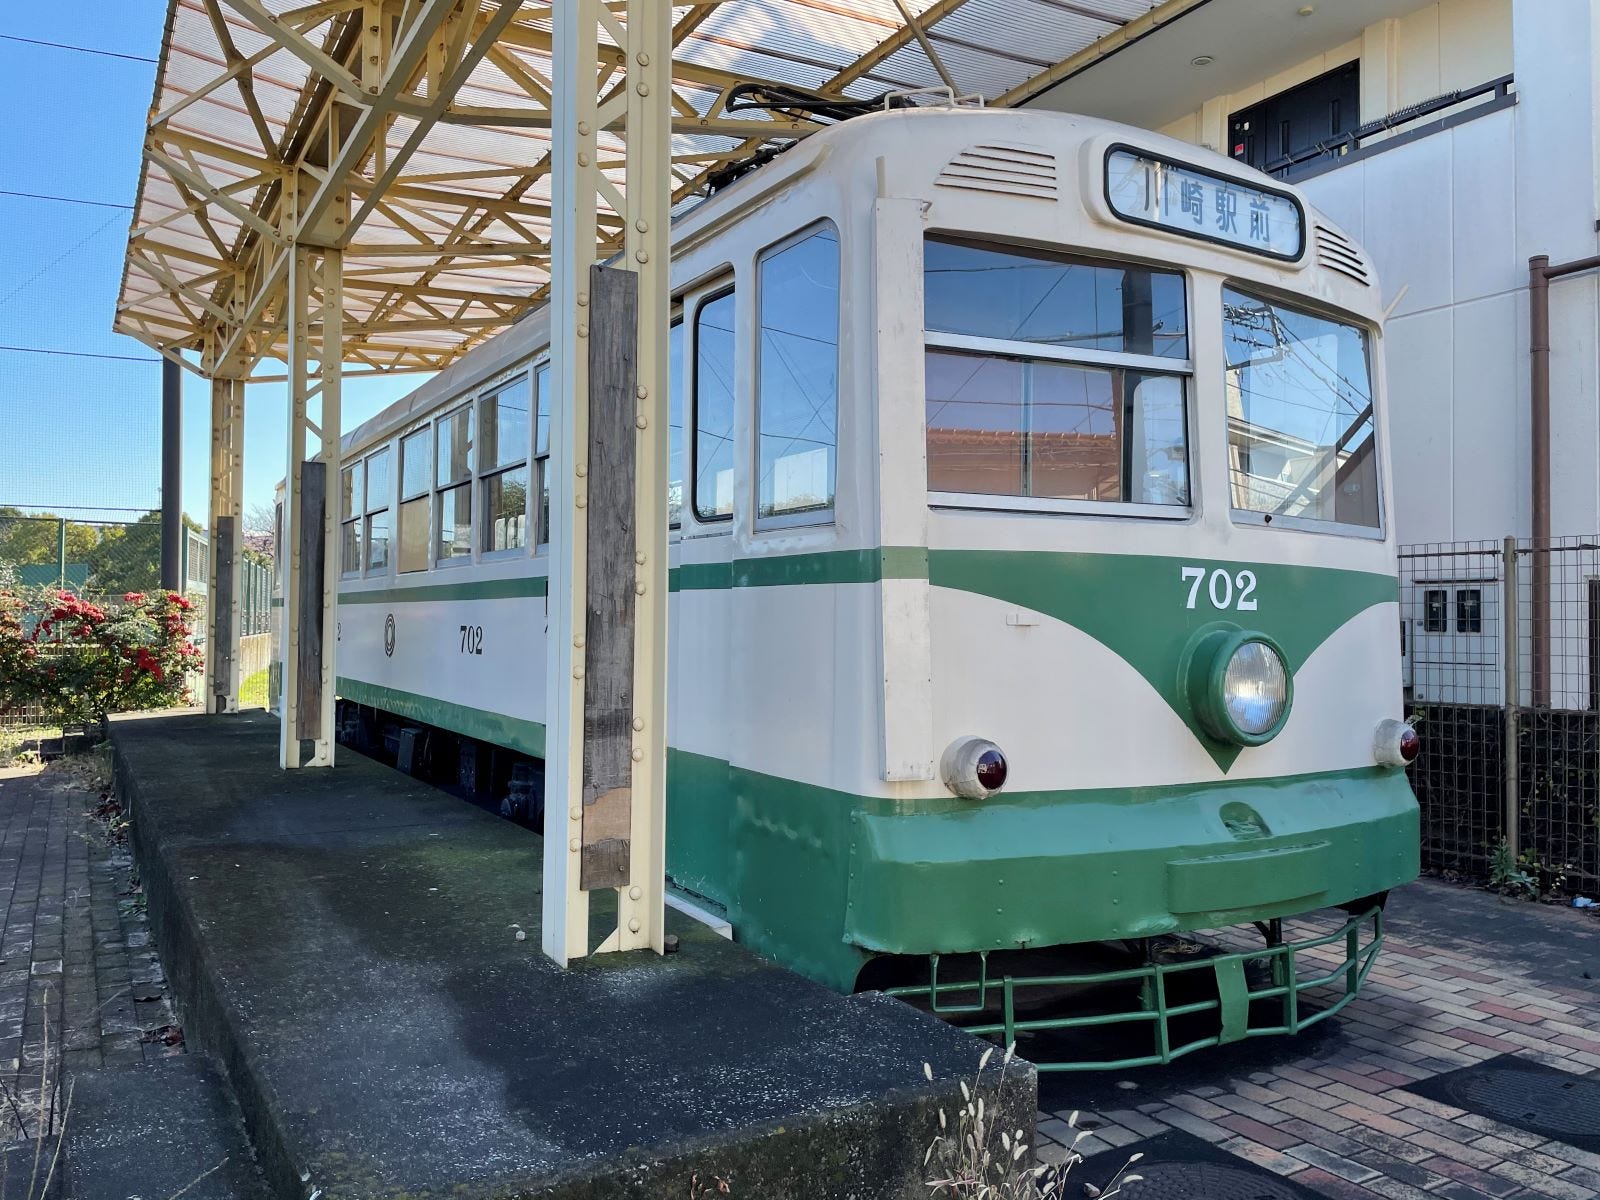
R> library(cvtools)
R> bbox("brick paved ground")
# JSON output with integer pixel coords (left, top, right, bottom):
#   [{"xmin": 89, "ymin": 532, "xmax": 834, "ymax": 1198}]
[
  {"xmin": 0, "ymin": 761, "xmax": 179, "ymax": 1149},
  {"xmin": 1034, "ymin": 880, "xmax": 1600, "ymax": 1200}
]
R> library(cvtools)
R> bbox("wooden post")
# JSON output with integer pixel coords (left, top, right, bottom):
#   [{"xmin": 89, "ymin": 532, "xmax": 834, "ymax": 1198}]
[{"xmin": 580, "ymin": 265, "xmax": 641, "ymax": 889}]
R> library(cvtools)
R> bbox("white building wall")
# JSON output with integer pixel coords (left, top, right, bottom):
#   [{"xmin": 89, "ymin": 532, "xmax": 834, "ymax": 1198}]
[{"xmin": 1134, "ymin": 0, "xmax": 1600, "ymax": 548}]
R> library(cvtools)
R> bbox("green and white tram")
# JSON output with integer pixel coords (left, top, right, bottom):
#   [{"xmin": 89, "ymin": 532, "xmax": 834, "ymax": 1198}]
[{"xmin": 275, "ymin": 105, "xmax": 1419, "ymax": 1069}]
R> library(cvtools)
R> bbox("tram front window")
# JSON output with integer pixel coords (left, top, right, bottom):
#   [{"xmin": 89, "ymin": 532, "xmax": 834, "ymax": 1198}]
[
  {"xmin": 1222, "ymin": 288, "xmax": 1379, "ymax": 531},
  {"xmin": 922, "ymin": 237, "xmax": 1190, "ymax": 509}
]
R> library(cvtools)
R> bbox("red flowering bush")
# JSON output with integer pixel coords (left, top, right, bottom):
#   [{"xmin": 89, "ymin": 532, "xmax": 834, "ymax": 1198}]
[{"xmin": 0, "ymin": 589, "xmax": 199, "ymax": 726}]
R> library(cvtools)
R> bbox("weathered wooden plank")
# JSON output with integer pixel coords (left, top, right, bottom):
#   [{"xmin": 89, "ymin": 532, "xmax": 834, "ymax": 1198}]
[
  {"xmin": 211, "ymin": 515, "xmax": 236, "ymax": 703},
  {"xmin": 580, "ymin": 264, "xmax": 638, "ymax": 890},
  {"xmin": 295, "ymin": 461, "xmax": 326, "ymax": 742}
]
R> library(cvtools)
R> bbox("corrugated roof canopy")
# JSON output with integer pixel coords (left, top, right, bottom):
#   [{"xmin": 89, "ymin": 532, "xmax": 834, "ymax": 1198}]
[{"xmin": 115, "ymin": 0, "xmax": 1165, "ymax": 376}]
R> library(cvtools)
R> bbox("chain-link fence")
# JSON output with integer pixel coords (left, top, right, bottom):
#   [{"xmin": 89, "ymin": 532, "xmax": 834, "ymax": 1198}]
[{"xmin": 1401, "ymin": 536, "xmax": 1600, "ymax": 895}]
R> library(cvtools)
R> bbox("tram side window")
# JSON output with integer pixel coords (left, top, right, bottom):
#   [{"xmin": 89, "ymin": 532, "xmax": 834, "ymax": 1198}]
[
  {"xmin": 339, "ymin": 462, "xmax": 363, "ymax": 577},
  {"xmin": 480, "ymin": 377, "xmax": 530, "ymax": 554},
  {"xmin": 435, "ymin": 405, "xmax": 474, "ymax": 563},
  {"xmin": 922, "ymin": 238, "xmax": 1190, "ymax": 507},
  {"xmin": 758, "ymin": 225, "xmax": 839, "ymax": 523},
  {"xmin": 694, "ymin": 290, "xmax": 736, "ymax": 521},
  {"xmin": 398, "ymin": 428, "xmax": 431, "ymax": 573},
  {"xmin": 365, "ymin": 448, "xmax": 391, "ymax": 573},
  {"xmin": 1223, "ymin": 287, "xmax": 1378, "ymax": 531},
  {"xmin": 1456, "ymin": 588, "xmax": 1483, "ymax": 633},
  {"xmin": 535, "ymin": 365, "xmax": 551, "ymax": 546},
  {"xmin": 669, "ymin": 318, "xmax": 684, "ymax": 527}
]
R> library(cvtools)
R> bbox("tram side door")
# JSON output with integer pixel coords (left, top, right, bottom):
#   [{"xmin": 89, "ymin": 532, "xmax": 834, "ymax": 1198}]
[{"xmin": 1407, "ymin": 579, "xmax": 1500, "ymax": 705}]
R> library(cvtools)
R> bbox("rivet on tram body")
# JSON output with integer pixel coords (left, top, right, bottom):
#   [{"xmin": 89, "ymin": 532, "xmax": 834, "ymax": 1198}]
[
  {"xmin": 628, "ymin": 917, "xmax": 640, "ymax": 933},
  {"xmin": 637, "ymin": 52, "xmax": 650, "ymax": 66},
  {"xmin": 635, "ymin": 219, "xmax": 648, "ymax": 233},
  {"xmin": 629, "ymin": 885, "xmax": 642, "ymax": 900},
  {"xmin": 631, "ymin": 748, "xmax": 644, "ymax": 762},
  {"xmin": 635, "ymin": 250, "xmax": 650, "ymax": 264},
  {"xmin": 578, "ymin": 323, "xmax": 589, "ymax": 338},
  {"xmin": 635, "ymin": 415, "xmax": 647, "ymax": 429},
  {"xmin": 634, "ymin": 582, "xmax": 646, "ymax": 595},
  {"xmin": 570, "ymin": 806, "xmax": 581, "ymax": 821},
  {"xmin": 637, "ymin": 83, "xmax": 650, "ymax": 96},
  {"xmin": 636, "ymin": 385, "xmax": 648, "ymax": 399},
  {"xmin": 632, "ymin": 717, "xmax": 644, "ymax": 731},
  {"xmin": 573, "ymin": 666, "xmax": 584, "ymax": 679},
  {"xmin": 576, "ymin": 495, "xmax": 587, "ymax": 509},
  {"xmin": 634, "ymin": 552, "xmax": 645, "ymax": 566},
  {"xmin": 576, "ymin": 464, "xmax": 588, "ymax": 477},
  {"xmin": 578, "ymin": 291, "xmax": 589, "ymax": 306},
  {"xmin": 578, "ymin": 153, "xmax": 590, "ymax": 167},
  {"xmin": 569, "ymin": 838, "xmax": 580, "ymax": 852},
  {"xmin": 577, "ymin": 121, "xmax": 591, "ymax": 136},
  {"xmin": 574, "ymin": 634, "xmax": 585, "ymax": 648}
]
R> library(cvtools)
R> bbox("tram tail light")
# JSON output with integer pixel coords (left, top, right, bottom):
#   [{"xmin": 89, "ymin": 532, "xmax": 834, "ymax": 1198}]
[
  {"xmin": 1373, "ymin": 719, "xmax": 1420, "ymax": 767},
  {"xmin": 941, "ymin": 737, "xmax": 1008, "ymax": 800}
]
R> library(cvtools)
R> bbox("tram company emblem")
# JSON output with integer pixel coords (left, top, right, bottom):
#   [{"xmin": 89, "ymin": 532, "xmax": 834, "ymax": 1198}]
[{"xmin": 384, "ymin": 613, "xmax": 396, "ymax": 657}]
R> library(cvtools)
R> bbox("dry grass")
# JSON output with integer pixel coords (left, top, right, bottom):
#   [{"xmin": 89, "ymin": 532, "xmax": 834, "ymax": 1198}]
[{"xmin": 924, "ymin": 1047, "xmax": 1142, "ymax": 1200}]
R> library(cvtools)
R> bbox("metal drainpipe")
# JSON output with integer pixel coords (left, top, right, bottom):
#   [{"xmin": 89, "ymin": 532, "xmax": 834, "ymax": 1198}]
[
  {"xmin": 1527, "ymin": 252, "xmax": 1600, "ymax": 708},
  {"xmin": 1529, "ymin": 255, "xmax": 1550, "ymax": 708}
]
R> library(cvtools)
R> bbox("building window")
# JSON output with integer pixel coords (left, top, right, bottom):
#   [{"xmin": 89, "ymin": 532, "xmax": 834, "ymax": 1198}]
[
  {"xmin": 923, "ymin": 238, "xmax": 1190, "ymax": 508},
  {"xmin": 339, "ymin": 462, "xmax": 363, "ymax": 577},
  {"xmin": 1223, "ymin": 287, "xmax": 1378, "ymax": 531},
  {"xmin": 1456, "ymin": 588, "xmax": 1483, "ymax": 634},
  {"xmin": 365, "ymin": 448, "xmax": 391, "ymax": 572},
  {"xmin": 669, "ymin": 317, "xmax": 684, "ymax": 527},
  {"xmin": 1424, "ymin": 589, "xmax": 1447, "ymax": 633},
  {"xmin": 435, "ymin": 405, "xmax": 473, "ymax": 563},
  {"xmin": 398, "ymin": 428, "xmax": 431, "ymax": 573},
  {"xmin": 1229, "ymin": 61, "xmax": 1360, "ymax": 173},
  {"xmin": 480, "ymin": 377, "xmax": 530, "ymax": 554},
  {"xmin": 693, "ymin": 289, "xmax": 736, "ymax": 521},
  {"xmin": 758, "ymin": 225, "xmax": 839, "ymax": 523}
]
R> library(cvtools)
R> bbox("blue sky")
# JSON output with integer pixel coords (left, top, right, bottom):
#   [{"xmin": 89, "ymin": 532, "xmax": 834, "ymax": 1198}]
[{"xmin": 0, "ymin": 5, "xmax": 424, "ymax": 528}]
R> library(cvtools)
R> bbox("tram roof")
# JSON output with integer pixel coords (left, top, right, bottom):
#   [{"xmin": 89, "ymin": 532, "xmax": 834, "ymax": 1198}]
[{"xmin": 113, "ymin": 0, "xmax": 1193, "ymax": 377}]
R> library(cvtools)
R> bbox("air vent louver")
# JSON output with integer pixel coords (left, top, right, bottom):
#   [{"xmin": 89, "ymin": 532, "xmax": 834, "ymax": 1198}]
[
  {"xmin": 936, "ymin": 144, "xmax": 1057, "ymax": 200},
  {"xmin": 1314, "ymin": 223, "xmax": 1370, "ymax": 285}
]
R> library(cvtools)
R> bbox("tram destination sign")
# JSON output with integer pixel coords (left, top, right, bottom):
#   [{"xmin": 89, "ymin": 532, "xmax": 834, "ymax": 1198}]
[{"xmin": 1105, "ymin": 147, "xmax": 1304, "ymax": 261}]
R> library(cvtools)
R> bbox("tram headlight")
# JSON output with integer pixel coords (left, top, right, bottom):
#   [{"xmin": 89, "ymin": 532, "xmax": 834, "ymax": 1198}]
[
  {"xmin": 1186, "ymin": 629, "xmax": 1293, "ymax": 746},
  {"xmin": 941, "ymin": 736, "xmax": 1008, "ymax": 800}
]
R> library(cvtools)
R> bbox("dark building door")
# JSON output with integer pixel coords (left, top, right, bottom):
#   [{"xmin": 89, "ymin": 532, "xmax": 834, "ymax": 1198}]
[{"xmin": 1229, "ymin": 61, "xmax": 1360, "ymax": 172}]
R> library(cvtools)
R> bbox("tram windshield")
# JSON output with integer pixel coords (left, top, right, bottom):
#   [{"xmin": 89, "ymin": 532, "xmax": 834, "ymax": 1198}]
[
  {"xmin": 1222, "ymin": 288, "xmax": 1379, "ymax": 531},
  {"xmin": 921, "ymin": 237, "xmax": 1191, "ymax": 509}
]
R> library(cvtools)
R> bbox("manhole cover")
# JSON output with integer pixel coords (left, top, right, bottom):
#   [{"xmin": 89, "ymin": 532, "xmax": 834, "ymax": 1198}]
[
  {"xmin": 1439, "ymin": 1067, "xmax": 1600, "ymax": 1139},
  {"xmin": 1077, "ymin": 1130, "xmax": 1325, "ymax": 1200},
  {"xmin": 1115, "ymin": 1161, "xmax": 1308, "ymax": 1199},
  {"xmin": 1406, "ymin": 1054, "xmax": 1600, "ymax": 1152}
]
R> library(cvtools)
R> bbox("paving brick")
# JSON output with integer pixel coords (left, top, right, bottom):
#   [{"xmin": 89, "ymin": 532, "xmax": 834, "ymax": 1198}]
[
  {"xmin": 1217, "ymin": 1135, "xmax": 1308, "ymax": 1176},
  {"xmin": 1285, "ymin": 1142, "xmax": 1382, "ymax": 1183},
  {"xmin": 1487, "ymin": 1160, "xmax": 1597, "ymax": 1200},
  {"xmin": 1216, "ymin": 1113, "xmax": 1300, "ymax": 1150},
  {"xmin": 1420, "ymin": 1155, "xmax": 1522, "ymax": 1197}
]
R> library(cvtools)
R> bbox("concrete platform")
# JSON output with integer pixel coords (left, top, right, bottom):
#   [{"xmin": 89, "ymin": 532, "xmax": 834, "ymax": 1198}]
[
  {"xmin": 66, "ymin": 1057, "xmax": 271, "ymax": 1200},
  {"xmin": 109, "ymin": 711, "xmax": 1030, "ymax": 1199}
]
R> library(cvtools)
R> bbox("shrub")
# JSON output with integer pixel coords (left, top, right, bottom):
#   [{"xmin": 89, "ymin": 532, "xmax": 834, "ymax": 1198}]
[{"xmin": 0, "ymin": 589, "xmax": 199, "ymax": 726}]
